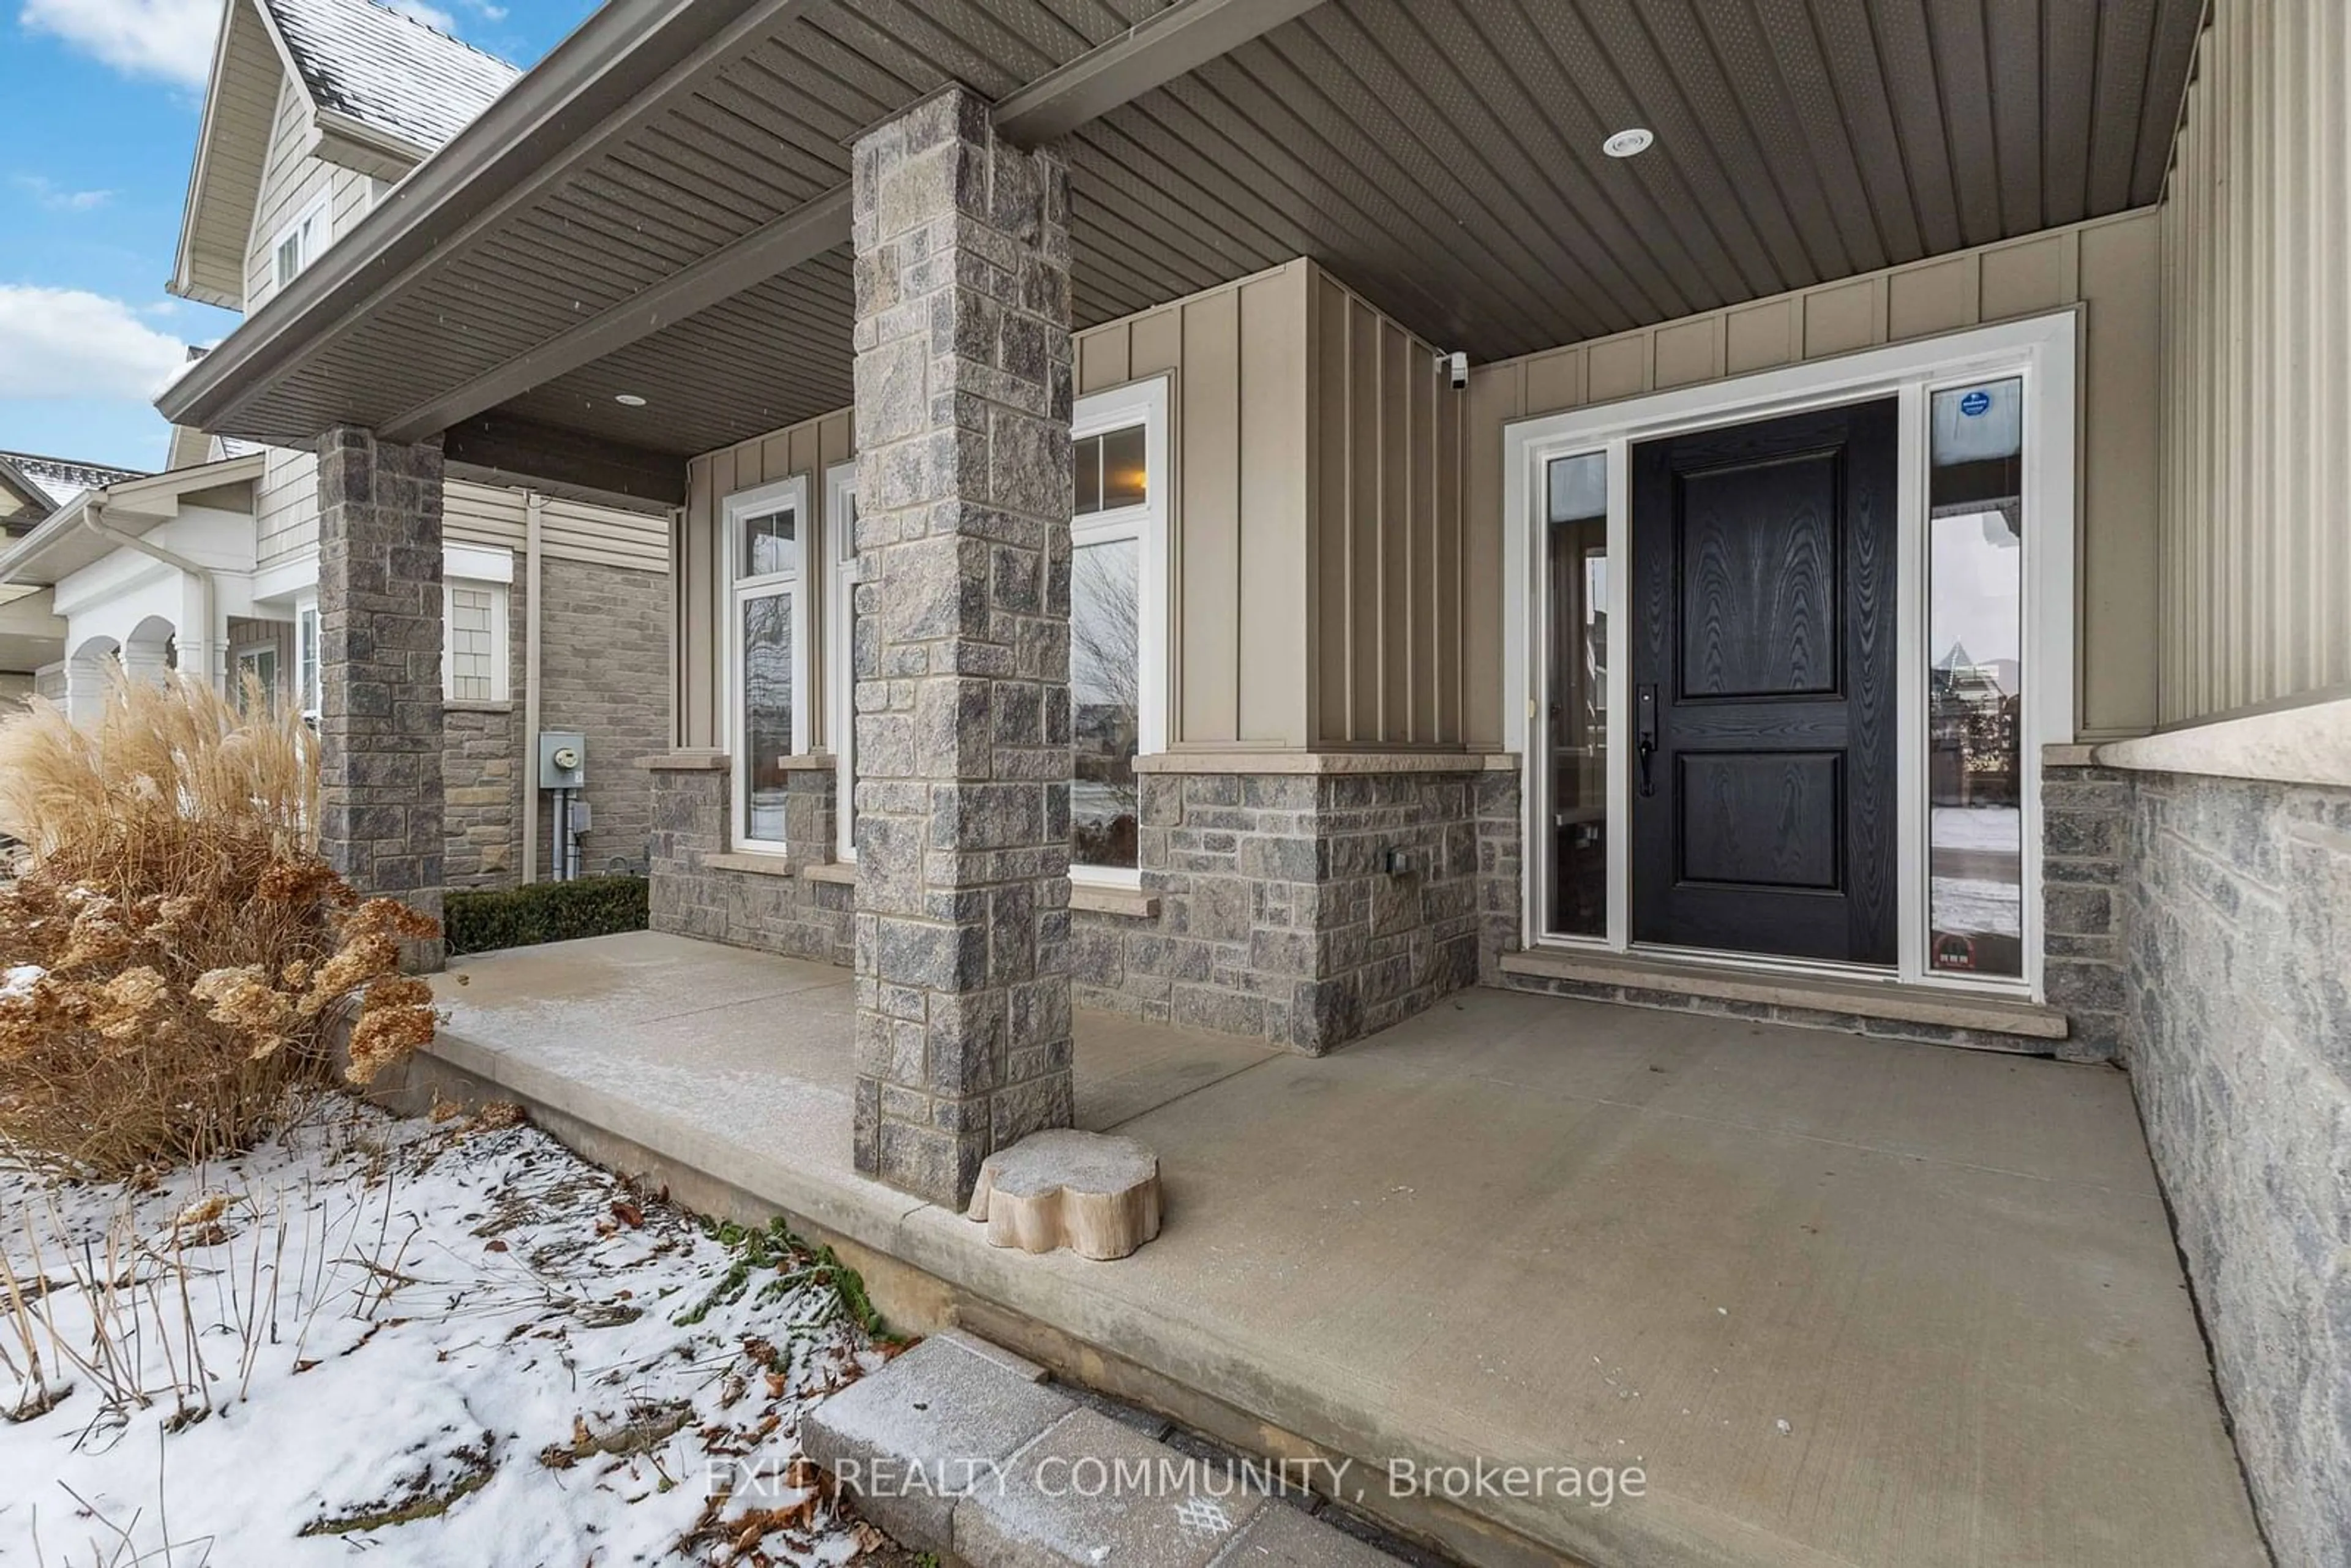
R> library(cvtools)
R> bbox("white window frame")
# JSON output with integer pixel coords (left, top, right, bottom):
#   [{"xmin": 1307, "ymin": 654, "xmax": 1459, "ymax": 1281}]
[
  {"xmin": 825, "ymin": 460, "xmax": 860, "ymax": 862},
  {"xmin": 1499, "ymin": 310, "xmax": 2077, "ymax": 1002},
  {"xmin": 1068, "ymin": 375, "xmax": 1171, "ymax": 890},
  {"xmin": 724, "ymin": 475, "xmax": 811, "ymax": 855},
  {"xmin": 441, "ymin": 579, "xmax": 511, "ymax": 703},
  {"xmin": 295, "ymin": 599, "xmax": 321, "ymax": 723},
  {"xmin": 231, "ymin": 639, "xmax": 280, "ymax": 712},
  {"xmin": 271, "ymin": 193, "xmax": 331, "ymax": 294}
]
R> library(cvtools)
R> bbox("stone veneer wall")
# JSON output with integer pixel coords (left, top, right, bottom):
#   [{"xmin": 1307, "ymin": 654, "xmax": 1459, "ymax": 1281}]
[
  {"xmin": 443, "ymin": 703, "xmax": 521, "ymax": 887},
  {"xmin": 2038, "ymin": 762, "xmax": 2134, "ymax": 1059},
  {"xmin": 647, "ymin": 759, "xmax": 854, "ymax": 966},
  {"xmin": 2120, "ymin": 768, "xmax": 2350, "ymax": 1568},
  {"xmin": 644, "ymin": 757, "xmax": 1507, "ymax": 1056},
  {"xmin": 1069, "ymin": 766, "xmax": 1497, "ymax": 1053},
  {"xmin": 313, "ymin": 427, "xmax": 444, "ymax": 964},
  {"xmin": 539, "ymin": 556, "xmax": 670, "ymax": 876},
  {"xmin": 439, "ymin": 557, "xmax": 669, "ymax": 890}
]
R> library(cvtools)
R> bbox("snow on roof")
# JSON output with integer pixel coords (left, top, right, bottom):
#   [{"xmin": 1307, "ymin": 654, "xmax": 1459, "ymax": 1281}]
[
  {"xmin": 264, "ymin": 0, "xmax": 520, "ymax": 155},
  {"xmin": 0, "ymin": 452, "xmax": 149, "ymax": 509}
]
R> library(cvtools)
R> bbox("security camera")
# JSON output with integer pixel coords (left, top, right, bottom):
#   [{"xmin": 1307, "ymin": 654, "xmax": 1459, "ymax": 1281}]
[{"xmin": 1442, "ymin": 350, "xmax": 1469, "ymax": 389}]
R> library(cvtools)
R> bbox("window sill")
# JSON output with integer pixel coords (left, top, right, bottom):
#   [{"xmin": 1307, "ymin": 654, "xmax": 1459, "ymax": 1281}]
[
  {"xmin": 443, "ymin": 698, "xmax": 516, "ymax": 714},
  {"xmin": 802, "ymin": 861, "xmax": 858, "ymax": 886},
  {"xmin": 1071, "ymin": 882, "xmax": 1159, "ymax": 918},
  {"xmin": 702, "ymin": 850, "xmax": 796, "ymax": 879}
]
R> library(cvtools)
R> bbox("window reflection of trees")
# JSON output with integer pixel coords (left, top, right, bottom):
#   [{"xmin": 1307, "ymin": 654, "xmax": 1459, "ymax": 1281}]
[
  {"xmin": 743, "ymin": 594, "xmax": 794, "ymax": 840},
  {"xmin": 1070, "ymin": 539, "xmax": 1139, "ymax": 869}
]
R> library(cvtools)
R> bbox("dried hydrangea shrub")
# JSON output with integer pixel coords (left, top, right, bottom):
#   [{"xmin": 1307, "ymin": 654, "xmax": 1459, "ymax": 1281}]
[{"xmin": 0, "ymin": 675, "xmax": 439, "ymax": 1176}]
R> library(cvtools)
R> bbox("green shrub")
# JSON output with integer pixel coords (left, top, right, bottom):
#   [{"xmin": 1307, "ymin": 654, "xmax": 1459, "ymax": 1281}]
[{"xmin": 444, "ymin": 874, "xmax": 648, "ymax": 956}]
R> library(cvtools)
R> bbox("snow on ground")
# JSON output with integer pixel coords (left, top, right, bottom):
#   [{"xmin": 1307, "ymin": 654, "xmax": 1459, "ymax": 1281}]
[
  {"xmin": 1930, "ymin": 805, "xmax": 2021, "ymax": 854},
  {"xmin": 0, "ymin": 1098, "xmax": 900, "ymax": 1566}
]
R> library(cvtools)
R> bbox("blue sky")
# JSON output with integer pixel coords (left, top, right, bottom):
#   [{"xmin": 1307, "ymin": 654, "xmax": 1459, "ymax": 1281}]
[{"xmin": 0, "ymin": 0, "xmax": 591, "ymax": 472}]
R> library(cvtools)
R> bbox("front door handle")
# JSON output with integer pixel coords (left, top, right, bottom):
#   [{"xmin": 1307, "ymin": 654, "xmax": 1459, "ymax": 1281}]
[{"xmin": 1636, "ymin": 684, "xmax": 1659, "ymax": 797}]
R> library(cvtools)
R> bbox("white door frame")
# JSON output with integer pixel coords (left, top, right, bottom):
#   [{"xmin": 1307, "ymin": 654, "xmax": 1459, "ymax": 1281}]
[{"xmin": 1501, "ymin": 309, "xmax": 2079, "ymax": 1001}]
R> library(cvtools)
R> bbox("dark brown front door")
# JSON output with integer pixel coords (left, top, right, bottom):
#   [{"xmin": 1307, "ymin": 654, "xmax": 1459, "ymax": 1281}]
[{"xmin": 1629, "ymin": 398, "xmax": 1900, "ymax": 965}]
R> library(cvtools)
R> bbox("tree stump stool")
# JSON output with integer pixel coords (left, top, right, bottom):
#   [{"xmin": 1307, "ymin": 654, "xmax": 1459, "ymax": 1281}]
[{"xmin": 964, "ymin": 1130, "xmax": 1163, "ymax": 1261}]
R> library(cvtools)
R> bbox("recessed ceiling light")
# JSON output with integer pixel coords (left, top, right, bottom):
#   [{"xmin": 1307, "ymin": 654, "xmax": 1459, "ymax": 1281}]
[
  {"xmin": 614, "ymin": 393, "xmax": 648, "ymax": 407},
  {"xmin": 1602, "ymin": 127, "xmax": 1654, "ymax": 159}
]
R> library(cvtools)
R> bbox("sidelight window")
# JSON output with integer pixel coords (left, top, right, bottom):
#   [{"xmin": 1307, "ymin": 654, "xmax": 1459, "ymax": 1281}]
[
  {"xmin": 724, "ymin": 477, "xmax": 809, "ymax": 852},
  {"xmin": 1068, "ymin": 380, "xmax": 1169, "ymax": 882},
  {"xmin": 1542, "ymin": 451, "xmax": 1610, "ymax": 937},
  {"xmin": 1925, "ymin": 379, "xmax": 2025, "ymax": 978},
  {"xmin": 826, "ymin": 462, "xmax": 859, "ymax": 861}
]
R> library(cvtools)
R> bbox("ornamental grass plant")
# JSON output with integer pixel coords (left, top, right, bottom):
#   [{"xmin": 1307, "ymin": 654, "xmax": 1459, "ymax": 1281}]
[{"xmin": 0, "ymin": 675, "xmax": 438, "ymax": 1177}]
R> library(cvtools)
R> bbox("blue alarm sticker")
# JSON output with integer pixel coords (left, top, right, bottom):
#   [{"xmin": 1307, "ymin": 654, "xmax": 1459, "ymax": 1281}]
[{"xmin": 1959, "ymin": 389, "xmax": 1992, "ymax": 416}]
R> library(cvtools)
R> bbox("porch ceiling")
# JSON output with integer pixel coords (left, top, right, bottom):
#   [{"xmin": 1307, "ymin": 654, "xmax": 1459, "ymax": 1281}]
[{"xmin": 161, "ymin": 0, "xmax": 2204, "ymax": 499}]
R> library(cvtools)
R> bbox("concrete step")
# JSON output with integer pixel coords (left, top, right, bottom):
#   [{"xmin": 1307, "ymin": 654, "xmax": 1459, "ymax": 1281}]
[{"xmin": 803, "ymin": 1331, "xmax": 1403, "ymax": 1568}]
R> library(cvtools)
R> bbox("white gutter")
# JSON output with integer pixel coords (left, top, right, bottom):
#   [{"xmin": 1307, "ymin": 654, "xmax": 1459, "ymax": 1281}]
[{"xmin": 83, "ymin": 502, "xmax": 222, "ymax": 692}]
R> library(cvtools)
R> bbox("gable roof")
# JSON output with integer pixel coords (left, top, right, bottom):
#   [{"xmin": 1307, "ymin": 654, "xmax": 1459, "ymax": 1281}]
[
  {"xmin": 268, "ymin": 0, "xmax": 519, "ymax": 158},
  {"xmin": 170, "ymin": 0, "xmax": 519, "ymax": 309},
  {"xmin": 0, "ymin": 457, "xmax": 55, "ymax": 537},
  {"xmin": 0, "ymin": 452, "xmax": 149, "ymax": 511}
]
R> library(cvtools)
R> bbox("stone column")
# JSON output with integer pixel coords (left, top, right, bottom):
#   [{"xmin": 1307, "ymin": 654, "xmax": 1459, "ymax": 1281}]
[
  {"xmin": 317, "ymin": 427, "xmax": 446, "ymax": 966},
  {"xmin": 849, "ymin": 86, "xmax": 1075, "ymax": 1205}
]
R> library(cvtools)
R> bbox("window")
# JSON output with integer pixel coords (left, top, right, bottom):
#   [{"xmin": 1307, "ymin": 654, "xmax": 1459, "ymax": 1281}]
[
  {"xmin": 1068, "ymin": 378, "xmax": 1169, "ymax": 882},
  {"xmin": 271, "ymin": 197, "xmax": 329, "ymax": 292},
  {"xmin": 233, "ymin": 642, "xmax": 279, "ymax": 715},
  {"xmin": 1541, "ymin": 451, "xmax": 1608, "ymax": 938},
  {"xmin": 1925, "ymin": 378, "xmax": 2025, "ymax": 978},
  {"xmin": 296, "ymin": 602, "xmax": 321, "ymax": 722},
  {"xmin": 725, "ymin": 476, "xmax": 810, "ymax": 851},
  {"xmin": 443, "ymin": 582, "xmax": 508, "ymax": 701},
  {"xmin": 825, "ymin": 462, "xmax": 860, "ymax": 861}
]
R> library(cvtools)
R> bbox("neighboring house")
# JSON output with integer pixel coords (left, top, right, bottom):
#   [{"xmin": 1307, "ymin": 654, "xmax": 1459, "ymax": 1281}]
[
  {"xmin": 0, "ymin": 454, "xmax": 75, "ymax": 704},
  {"xmin": 156, "ymin": 1, "xmax": 2350, "ymax": 1559},
  {"xmin": 140, "ymin": 0, "xmax": 671, "ymax": 885}
]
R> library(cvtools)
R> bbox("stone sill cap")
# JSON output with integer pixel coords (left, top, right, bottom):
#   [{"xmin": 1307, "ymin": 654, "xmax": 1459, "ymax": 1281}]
[
  {"xmin": 1137, "ymin": 749, "xmax": 1518, "ymax": 775},
  {"xmin": 2089, "ymin": 691, "xmax": 2351, "ymax": 789},
  {"xmin": 702, "ymin": 850, "xmax": 794, "ymax": 878},
  {"xmin": 444, "ymin": 699, "xmax": 516, "ymax": 715},
  {"xmin": 642, "ymin": 749, "xmax": 837, "ymax": 773},
  {"xmin": 694, "ymin": 852, "xmax": 1158, "ymax": 916}
]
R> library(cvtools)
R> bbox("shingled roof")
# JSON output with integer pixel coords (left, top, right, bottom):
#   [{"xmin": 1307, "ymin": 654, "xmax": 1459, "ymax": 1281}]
[
  {"xmin": 0, "ymin": 452, "xmax": 149, "ymax": 509},
  {"xmin": 266, "ymin": 0, "xmax": 520, "ymax": 154}
]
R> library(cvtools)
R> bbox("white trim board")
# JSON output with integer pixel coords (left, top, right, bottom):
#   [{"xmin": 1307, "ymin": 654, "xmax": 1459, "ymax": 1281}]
[{"xmin": 1501, "ymin": 308, "xmax": 2080, "ymax": 1002}]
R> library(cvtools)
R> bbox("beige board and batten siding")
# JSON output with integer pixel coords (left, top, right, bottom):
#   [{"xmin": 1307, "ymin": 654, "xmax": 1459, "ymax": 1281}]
[
  {"xmin": 1076, "ymin": 260, "xmax": 1314, "ymax": 751},
  {"xmin": 1463, "ymin": 208, "xmax": 2165, "ymax": 748},
  {"xmin": 1306, "ymin": 266, "xmax": 1464, "ymax": 749},
  {"xmin": 677, "ymin": 408, "xmax": 853, "ymax": 750},
  {"xmin": 681, "ymin": 262, "xmax": 1351, "ymax": 754},
  {"xmin": 2159, "ymin": 0, "xmax": 2351, "ymax": 726}
]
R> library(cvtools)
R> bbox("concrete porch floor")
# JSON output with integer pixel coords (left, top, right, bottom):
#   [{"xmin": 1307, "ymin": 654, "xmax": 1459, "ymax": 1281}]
[{"xmin": 419, "ymin": 933, "xmax": 2265, "ymax": 1568}]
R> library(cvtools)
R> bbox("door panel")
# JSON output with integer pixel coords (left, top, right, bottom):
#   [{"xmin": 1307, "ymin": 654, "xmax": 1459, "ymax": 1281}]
[
  {"xmin": 1631, "ymin": 399, "xmax": 1899, "ymax": 964},
  {"xmin": 1678, "ymin": 751, "xmax": 1842, "ymax": 890},
  {"xmin": 1678, "ymin": 454, "xmax": 1841, "ymax": 697}
]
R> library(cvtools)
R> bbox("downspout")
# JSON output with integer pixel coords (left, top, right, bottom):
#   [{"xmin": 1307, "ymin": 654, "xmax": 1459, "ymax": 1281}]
[
  {"xmin": 522, "ymin": 492, "xmax": 545, "ymax": 883},
  {"xmin": 83, "ymin": 501, "xmax": 220, "ymax": 691}
]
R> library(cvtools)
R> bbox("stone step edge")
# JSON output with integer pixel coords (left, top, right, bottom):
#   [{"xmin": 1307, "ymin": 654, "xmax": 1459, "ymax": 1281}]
[
  {"xmin": 801, "ymin": 1329, "xmax": 1403, "ymax": 1568},
  {"xmin": 1497, "ymin": 946, "xmax": 2071, "ymax": 1040}
]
